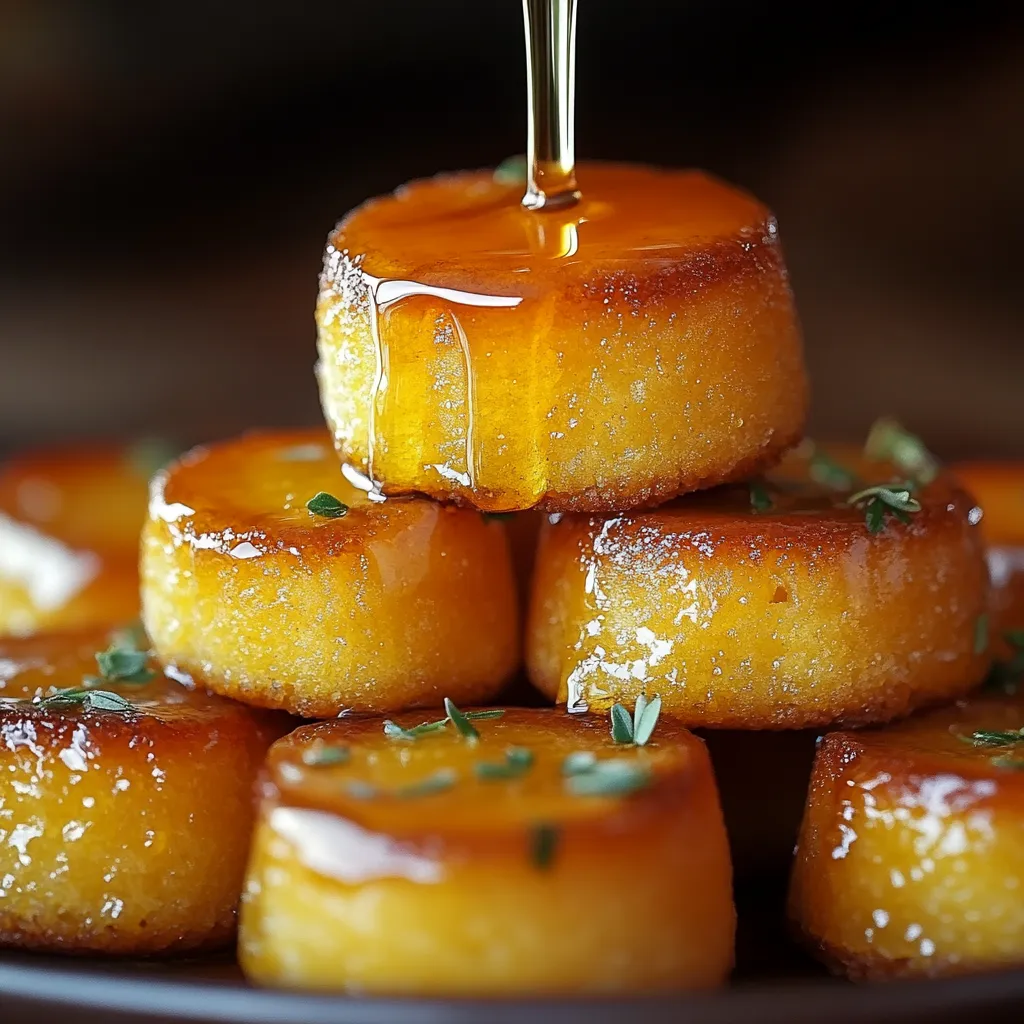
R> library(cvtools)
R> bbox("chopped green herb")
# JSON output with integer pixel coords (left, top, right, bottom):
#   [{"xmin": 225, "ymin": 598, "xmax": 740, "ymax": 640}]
[
  {"xmin": 382, "ymin": 719, "xmax": 436, "ymax": 741},
  {"xmin": 633, "ymin": 693, "xmax": 648, "ymax": 730},
  {"xmin": 846, "ymin": 485, "xmax": 921, "ymax": 534},
  {"xmin": 344, "ymin": 768, "xmax": 458, "ymax": 801},
  {"xmin": 93, "ymin": 641, "xmax": 153, "ymax": 685},
  {"xmin": 493, "ymin": 154, "xmax": 527, "ymax": 185},
  {"xmin": 610, "ymin": 702, "xmax": 634, "ymax": 744},
  {"xmin": 306, "ymin": 491, "xmax": 349, "ymax": 519},
  {"xmin": 301, "ymin": 744, "xmax": 350, "ymax": 767},
  {"xmin": 565, "ymin": 759, "xmax": 652, "ymax": 797},
  {"xmin": 530, "ymin": 824, "xmax": 560, "ymax": 869},
  {"xmin": 475, "ymin": 746, "xmax": 534, "ymax": 780},
  {"xmin": 562, "ymin": 751, "xmax": 598, "ymax": 776},
  {"xmin": 964, "ymin": 728, "xmax": 1024, "ymax": 748},
  {"xmin": 991, "ymin": 755, "xmax": 1024, "ymax": 771},
  {"xmin": 395, "ymin": 769, "xmax": 458, "ymax": 799},
  {"xmin": 975, "ymin": 614, "xmax": 990, "ymax": 656},
  {"xmin": 633, "ymin": 696, "xmax": 663, "ymax": 747},
  {"xmin": 444, "ymin": 698, "xmax": 479, "ymax": 743},
  {"xmin": 610, "ymin": 697, "xmax": 661, "ymax": 746},
  {"xmin": 38, "ymin": 688, "xmax": 135, "ymax": 714},
  {"xmin": 749, "ymin": 480, "xmax": 773, "ymax": 512},
  {"xmin": 864, "ymin": 418, "xmax": 939, "ymax": 485},
  {"xmin": 383, "ymin": 707, "xmax": 504, "ymax": 741}
]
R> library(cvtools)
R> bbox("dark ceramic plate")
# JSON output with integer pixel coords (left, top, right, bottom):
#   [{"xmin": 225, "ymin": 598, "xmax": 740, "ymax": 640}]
[
  {"xmin": 3, "ymin": 876, "xmax": 1024, "ymax": 1024},
  {"xmin": 2, "ymin": 953, "xmax": 1024, "ymax": 1024}
]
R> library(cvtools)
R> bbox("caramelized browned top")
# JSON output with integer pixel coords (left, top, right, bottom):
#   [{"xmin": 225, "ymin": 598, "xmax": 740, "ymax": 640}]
[
  {"xmin": 151, "ymin": 430, "xmax": 473, "ymax": 559},
  {"xmin": 325, "ymin": 163, "xmax": 778, "ymax": 297},
  {"xmin": 0, "ymin": 627, "xmax": 278, "ymax": 731},
  {"xmin": 263, "ymin": 708, "xmax": 702, "ymax": 840},
  {"xmin": 586, "ymin": 443, "xmax": 976, "ymax": 548},
  {"xmin": 844, "ymin": 692, "xmax": 1024, "ymax": 780}
]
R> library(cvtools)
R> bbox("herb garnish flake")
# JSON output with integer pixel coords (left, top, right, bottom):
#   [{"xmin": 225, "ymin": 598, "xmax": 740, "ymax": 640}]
[
  {"xmin": 846, "ymin": 484, "xmax": 920, "ymax": 534},
  {"xmin": 38, "ymin": 688, "xmax": 136, "ymax": 714},
  {"xmin": 610, "ymin": 696, "xmax": 662, "ymax": 746},
  {"xmin": 475, "ymin": 746, "xmax": 534, "ymax": 780},
  {"xmin": 306, "ymin": 492, "xmax": 349, "ymax": 519}
]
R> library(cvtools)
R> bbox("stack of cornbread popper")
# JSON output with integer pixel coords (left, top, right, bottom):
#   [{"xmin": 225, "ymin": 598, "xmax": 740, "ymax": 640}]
[{"xmin": 0, "ymin": 157, "xmax": 1021, "ymax": 995}]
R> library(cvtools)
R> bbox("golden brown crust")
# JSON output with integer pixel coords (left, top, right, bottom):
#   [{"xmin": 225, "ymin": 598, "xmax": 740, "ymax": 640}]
[
  {"xmin": 790, "ymin": 696, "xmax": 1024, "ymax": 979},
  {"xmin": 142, "ymin": 431, "xmax": 520, "ymax": 717},
  {"xmin": 0, "ymin": 629, "xmax": 288, "ymax": 954},
  {"xmin": 240, "ymin": 706, "xmax": 735, "ymax": 995},
  {"xmin": 344, "ymin": 420, "xmax": 804, "ymax": 515},
  {"xmin": 791, "ymin": 929, "xmax": 964, "ymax": 982},
  {"xmin": 317, "ymin": 162, "xmax": 807, "ymax": 513},
  {"xmin": 527, "ymin": 446, "xmax": 989, "ymax": 728}
]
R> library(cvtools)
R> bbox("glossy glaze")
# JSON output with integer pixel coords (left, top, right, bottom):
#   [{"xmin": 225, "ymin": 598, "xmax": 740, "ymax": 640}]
[
  {"xmin": 0, "ymin": 628, "xmax": 286, "ymax": 953},
  {"xmin": 0, "ymin": 446, "xmax": 151, "ymax": 636},
  {"xmin": 316, "ymin": 162, "xmax": 806, "ymax": 512},
  {"xmin": 141, "ymin": 430, "xmax": 519, "ymax": 717},
  {"xmin": 527, "ymin": 444, "xmax": 989, "ymax": 728},
  {"xmin": 953, "ymin": 463, "xmax": 1024, "ymax": 648},
  {"xmin": 240, "ymin": 708, "xmax": 734, "ymax": 995},
  {"xmin": 790, "ymin": 692, "xmax": 1024, "ymax": 978}
]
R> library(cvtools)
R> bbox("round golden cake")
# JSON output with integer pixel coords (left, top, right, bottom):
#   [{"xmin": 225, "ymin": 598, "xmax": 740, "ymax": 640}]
[
  {"xmin": 316, "ymin": 162, "xmax": 806, "ymax": 512},
  {"xmin": 790, "ymin": 691, "xmax": 1024, "ymax": 978},
  {"xmin": 0, "ymin": 627, "xmax": 285, "ymax": 954},
  {"xmin": 0, "ymin": 445, "xmax": 153, "ymax": 636},
  {"xmin": 141, "ymin": 430, "xmax": 519, "ymax": 717},
  {"xmin": 527, "ymin": 444, "xmax": 989, "ymax": 728},
  {"xmin": 239, "ymin": 705, "xmax": 734, "ymax": 995}
]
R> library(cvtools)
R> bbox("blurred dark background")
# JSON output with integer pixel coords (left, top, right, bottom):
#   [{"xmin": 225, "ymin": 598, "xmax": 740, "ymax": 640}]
[{"xmin": 1, "ymin": 0, "xmax": 1021, "ymax": 456}]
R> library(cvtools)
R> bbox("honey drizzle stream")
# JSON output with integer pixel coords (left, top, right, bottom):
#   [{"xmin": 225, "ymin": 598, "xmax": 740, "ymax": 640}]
[
  {"xmin": 354, "ymin": 1, "xmax": 581, "ymax": 499},
  {"xmin": 522, "ymin": 0, "xmax": 580, "ymax": 211}
]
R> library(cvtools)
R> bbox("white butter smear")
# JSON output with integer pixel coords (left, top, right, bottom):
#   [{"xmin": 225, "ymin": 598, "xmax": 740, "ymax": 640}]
[{"xmin": 0, "ymin": 513, "xmax": 99, "ymax": 611}]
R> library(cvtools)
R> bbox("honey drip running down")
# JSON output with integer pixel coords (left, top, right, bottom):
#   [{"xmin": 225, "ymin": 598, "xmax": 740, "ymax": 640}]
[{"xmin": 317, "ymin": 163, "xmax": 802, "ymax": 511}]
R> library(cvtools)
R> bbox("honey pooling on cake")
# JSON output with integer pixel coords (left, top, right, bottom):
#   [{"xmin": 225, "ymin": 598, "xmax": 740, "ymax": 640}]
[{"xmin": 317, "ymin": 163, "xmax": 807, "ymax": 513}]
